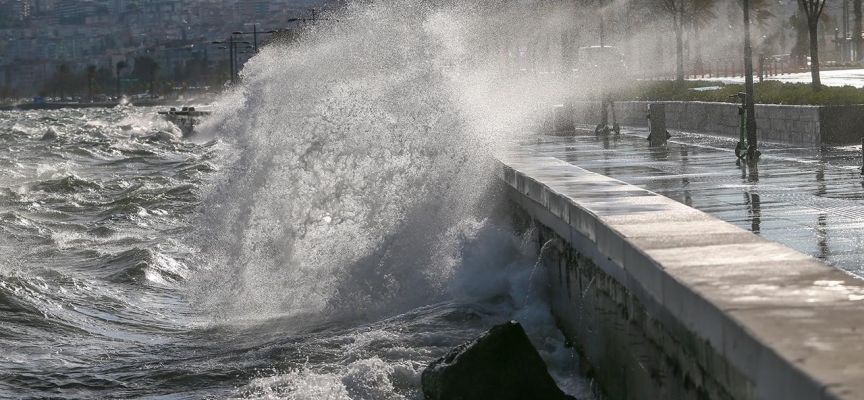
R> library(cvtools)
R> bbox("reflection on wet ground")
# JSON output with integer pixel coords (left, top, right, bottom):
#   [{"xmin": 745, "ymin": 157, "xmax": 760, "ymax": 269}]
[{"xmin": 525, "ymin": 129, "xmax": 864, "ymax": 277}]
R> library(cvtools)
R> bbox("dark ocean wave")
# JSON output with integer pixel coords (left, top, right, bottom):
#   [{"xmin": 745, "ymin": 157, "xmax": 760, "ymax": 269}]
[
  {"xmin": 2, "ymin": 373, "xmax": 133, "ymax": 398},
  {"xmin": 29, "ymin": 175, "xmax": 103, "ymax": 194},
  {"xmin": 67, "ymin": 147, "xmax": 98, "ymax": 158},
  {"xmin": 0, "ymin": 211, "xmax": 50, "ymax": 239},
  {"xmin": 0, "ymin": 130, "xmax": 27, "ymax": 141},
  {"xmin": 86, "ymin": 226, "xmax": 116, "ymax": 237},
  {"xmin": 0, "ymin": 47, "xmax": 592, "ymax": 397},
  {"xmin": 0, "ymin": 280, "xmax": 45, "ymax": 317},
  {"xmin": 0, "ymin": 273, "xmax": 105, "ymax": 337},
  {"xmin": 104, "ymin": 248, "xmax": 187, "ymax": 286},
  {"xmin": 114, "ymin": 148, "xmax": 159, "ymax": 157}
]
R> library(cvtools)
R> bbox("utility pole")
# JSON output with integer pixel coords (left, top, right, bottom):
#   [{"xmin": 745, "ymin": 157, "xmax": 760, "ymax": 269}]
[
  {"xmin": 229, "ymin": 36, "xmax": 235, "ymax": 84},
  {"xmin": 234, "ymin": 25, "xmax": 276, "ymax": 53},
  {"xmin": 215, "ymin": 39, "xmax": 234, "ymax": 84}
]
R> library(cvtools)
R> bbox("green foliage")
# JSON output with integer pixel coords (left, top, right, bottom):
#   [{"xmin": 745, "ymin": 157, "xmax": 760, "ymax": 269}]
[
  {"xmin": 616, "ymin": 80, "xmax": 864, "ymax": 105},
  {"xmin": 40, "ymin": 63, "xmax": 79, "ymax": 98},
  {"xmin": 131, "ymin": 56, "xmax": 159, "ymax": 81},
  {"xmin": 0, "ymin": 86, "xmax": 19, "ymax": 100}
]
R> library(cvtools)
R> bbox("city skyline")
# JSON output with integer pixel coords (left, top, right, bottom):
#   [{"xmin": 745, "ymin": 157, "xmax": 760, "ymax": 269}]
[{"xmin": 0, "ymin": 0, "xmax": 328, "ymax": 98}]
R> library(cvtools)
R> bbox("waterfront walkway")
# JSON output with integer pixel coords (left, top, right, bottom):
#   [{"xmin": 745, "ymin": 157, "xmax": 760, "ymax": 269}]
[
  {"xmin": 523, "ymin": 128, "xmax": 864, "ymax": 277},
  {"xmin": 698, "ymin": 67, "xmax": 864, "ymax": 88}
]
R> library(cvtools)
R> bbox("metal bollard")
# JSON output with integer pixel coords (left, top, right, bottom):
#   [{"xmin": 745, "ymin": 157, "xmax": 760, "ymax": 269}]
[
  {"xmin": 647, "ymin": 103, "xmax": 667, "ymax": 146},
  {"xmin": 758, "ymin": 57, "xmax": 764, "ymax": 83}
]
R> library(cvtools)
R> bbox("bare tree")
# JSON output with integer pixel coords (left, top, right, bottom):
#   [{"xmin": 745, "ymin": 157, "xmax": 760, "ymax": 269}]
[{"xmin": 798, "ymin": 0, "xmax": 826, "ymax": 90}]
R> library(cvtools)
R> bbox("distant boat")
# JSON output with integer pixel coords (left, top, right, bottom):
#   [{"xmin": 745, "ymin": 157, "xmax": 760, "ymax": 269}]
[{"xmin": 157, "ymin": 107, "xmax": 211, "ymax": 137}]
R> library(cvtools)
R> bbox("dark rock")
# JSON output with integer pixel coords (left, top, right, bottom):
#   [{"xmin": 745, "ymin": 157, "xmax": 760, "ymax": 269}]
[
  {"xmin": 421, "ymin": 320, "xmax": 576, "ymax": 400},
  {"xmin": 41, "ymin": 127, "xmax": 58, "ymax": 141}
]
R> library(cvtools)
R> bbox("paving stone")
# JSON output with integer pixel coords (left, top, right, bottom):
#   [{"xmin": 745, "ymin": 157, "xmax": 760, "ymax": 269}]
[{"xmin": 523, "ymin": 130, "xmax": 864, "ymax": 277}]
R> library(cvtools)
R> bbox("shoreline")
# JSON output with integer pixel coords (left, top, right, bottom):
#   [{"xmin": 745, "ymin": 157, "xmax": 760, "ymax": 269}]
[{"xmin": 0, "ymin": 97, "xmax": 216, "ymax": 111}]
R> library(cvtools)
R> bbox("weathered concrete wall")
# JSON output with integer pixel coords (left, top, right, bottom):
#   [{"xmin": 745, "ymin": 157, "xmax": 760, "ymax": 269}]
[
  {"xmin": 498, "ymin": 150, "xmax": 864, "ymax": 399},
  {"xmin": 572, "ymin": 101, "xmax": 864, "ymax": 147},
  {"xmin": 819, "ymin": 106, "xmax": 864, "ymax": 145}
]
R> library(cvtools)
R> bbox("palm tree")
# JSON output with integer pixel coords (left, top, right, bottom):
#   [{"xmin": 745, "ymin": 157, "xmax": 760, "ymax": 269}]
[
  {"xmin": 661, "ymin": 0, "xmax": 686, "ymax": 82},
  {"xmin": 57, "ymin": 64, "xmax": 70, "ymax": 100},
  {"xmin": 798, "ymin": 0, "xmax": 826, "ymax": 90},
  {"xmin": 149, "ymin": 60, "xmax": 160, "ymax": 99},
  {"xmin": 656, "ymin": 0, "xmax": 718, "ymax": 82},
  {"xmin": 690, "ymin": 0, "xmax": 717, "ymax": 75},
  {"xmin": 116, "ymin": 60, "xmax": 128, "ymax": 98},
  {"xmin": 86, "ymin": 65, "xmax": 98, "ymax": 102},
  {"xmin": 656, "ymin": 0, "xmax": 768, "ymax": 83}
]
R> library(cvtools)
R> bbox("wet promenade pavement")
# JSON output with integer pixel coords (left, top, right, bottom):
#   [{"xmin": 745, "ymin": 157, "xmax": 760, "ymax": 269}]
[{"xmin": 522, "ymin": 128, "xmax": 864, "ymax": 278}]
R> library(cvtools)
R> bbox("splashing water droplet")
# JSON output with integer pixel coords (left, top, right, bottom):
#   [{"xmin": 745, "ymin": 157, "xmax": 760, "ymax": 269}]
[{"xmin": 188, "ymin": 0, "xmax": 579, "ymax": 326}]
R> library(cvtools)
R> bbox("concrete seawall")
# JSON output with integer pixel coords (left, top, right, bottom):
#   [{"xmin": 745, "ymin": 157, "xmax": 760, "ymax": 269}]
[
  {"xmin": 499, "ymin": 149, "xmax": 864, "ymax": 399},
  {"xmin": 571, "ymin": 101, "xmax": 864, "ymax": 146}
]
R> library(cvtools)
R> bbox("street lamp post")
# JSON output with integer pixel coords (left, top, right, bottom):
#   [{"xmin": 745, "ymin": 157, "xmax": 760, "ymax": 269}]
[
  {"xmin": 288, "ymin": 8, "xmax": 324, "ymax": 27},
  {"xmin": 212, "ymin": 36, "xmax": 234, "ymax": 84},
  {"xmin": 238, "ymin": 46, "xmax": 254, "ymax": 66},
  {"xmin": 212, "ymin": 37, "xmax": 251, "ymax": 84},
  {"xmin": 742, "ymin": 0, "xmax": 759, "ymax": 159},
  {"xmin": 232, "ymin": 26, "xmax": 278, "ymax": 53}
]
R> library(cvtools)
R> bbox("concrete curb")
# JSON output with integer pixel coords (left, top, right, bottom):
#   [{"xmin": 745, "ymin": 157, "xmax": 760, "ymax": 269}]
[{"xmin": 498, "ymin": 148, "xmax": 864, "ymax": 399}]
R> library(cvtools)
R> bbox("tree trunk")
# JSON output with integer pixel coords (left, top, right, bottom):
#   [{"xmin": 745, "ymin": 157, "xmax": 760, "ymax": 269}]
[
  {"xmin": 693, "ymin": 20, "xmax": 703, "ymax": 75},
  {"xmin": 809, "ymin": 21, "xmax": 822, "ymax": 90},
  {"xmin": 675, "ymin": 9, "xmax": 685, "ymax": 82},
  {"xmin": 855, "ymin": 0, "xmax": 862, "ymax": 61}
]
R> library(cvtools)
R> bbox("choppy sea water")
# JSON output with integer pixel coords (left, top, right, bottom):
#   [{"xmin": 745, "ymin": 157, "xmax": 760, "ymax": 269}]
[
  {"xmin": 1, "ymin": 1, "xmax": 600, "ymax": 397},
  {"xmin": 0, "ymin": 106, "xmax": 590, "ymax": 399}
]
